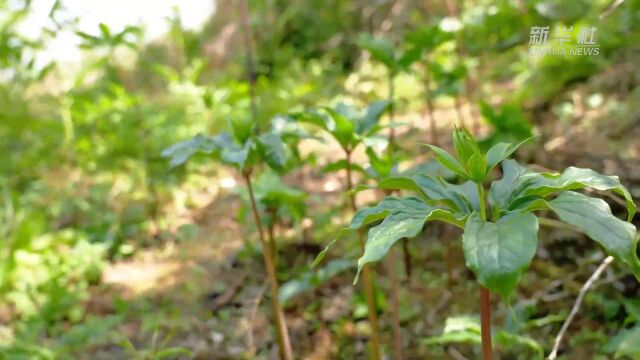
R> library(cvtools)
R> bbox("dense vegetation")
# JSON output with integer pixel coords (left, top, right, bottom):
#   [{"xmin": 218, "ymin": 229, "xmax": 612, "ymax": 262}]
[{"xmin": 2, "ymin": 0, "xmax": 640, "ymax": 359}]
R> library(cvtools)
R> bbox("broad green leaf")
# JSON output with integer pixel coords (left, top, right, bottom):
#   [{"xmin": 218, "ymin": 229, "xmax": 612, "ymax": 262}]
[
  {"xmin": 414, "ymin": 175, "xmax": 479, "ymax": 213},
  {"xmin": 530, "ymin": 167, "xmax": 636, "ymax": 221},
  {"xmin": 358, "ymin": 100, "xmax": 391, "ymax": 134},
  {"xmin": 547, "ymin": 191, "xmax": 640, "ymax": 277},
  {"xmin": 485, "ymin": 137, "xmax": 533, "ymax": 174},
  {"xmin": 161, "ymin": 133, "xmax": 229, "ymax": 167},
  {"xmin": 489, "ymin": 160, "xmax": 636, "ymax": 221},
  {"xmin": 378, "ymin": 176, "xmax": 428, "ymax": 201},
  {"xmin": 425, "ymin": 145, "xmax": 468, "ymax": 178},
  {"xmin": 256, "ymin": 133, "xmax": 287, "ymax": 171},
  {"xmin": 221, "ymin": 140, "xmax": 254, "ymax": 170},
  {"xmin": 379, "ymin": 174, "xmax": 478, "ymax": 213},
  {"xmin": 462, "ymin": 211, "xmax": 539, "ymax": 298},
  {"xmin": 355, "ymin": 205, "xmax": 462, "ymax": 283},
  {"xmin": 489, "ymin": 160, "xmax": 538, "ymax": 211},
  {"xmin": 350, "ymin": 196, "xmax": 425, "ymax": 230}
]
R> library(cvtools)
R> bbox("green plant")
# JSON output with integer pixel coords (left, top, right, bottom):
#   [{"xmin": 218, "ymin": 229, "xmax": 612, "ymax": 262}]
[
  {"xmin": 295, "ymin": 101, "xmax": 391, "ymax": 359},
  {"xmin": 357, "ymin": 34, "xmax": 421, "ymax": 149},
  {"xmin": 317, "ymin": 127, "xmax": 638, "ymax": 359},
  {"xmin": 603, "ymin": 298, "xmax": 640, "ymax": 359},
  {"xmin": 162, "ymin": 116, "xmax": 296, "ymax": 360},
  {"xmin": 238, "ymin": 172, "xmax": 307, "ymax": 257}
]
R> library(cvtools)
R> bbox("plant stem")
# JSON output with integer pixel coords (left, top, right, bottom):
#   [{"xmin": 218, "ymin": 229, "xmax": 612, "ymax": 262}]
[
  {"xmin": 345, "ymin": 150, "xmax": 382, "ymax": 360},
  {"xmin": 423, "ymin": 69, "xmax": 438, "ymax": 145},
  {"xmin": 480, "ymin": 286, "xmax": 492, "ymax": 359},
  {"xmin": 476, "ymin": 182, "xmax": 493, "ymax": 360},
  {"xmin": 387, "ymin": 70, "xmax": 396, "ymax": 157},
  {"xmin": 386, "ymin": 247, "xmax": 403, "ymax": 360},
  {"xmin": 244, "ymin": 172, "xmax": 293, "ymax": 360},
  {"xmin": 383, "ymin": 189, "xmax": 404, "ymax": 359},
  {"xmin": 402, "ymin": 238, "xmax": 412, "ymax": 279},
  {"xmin": 239, "ymin": 0, "xmax": 258, "ymax": 128}
]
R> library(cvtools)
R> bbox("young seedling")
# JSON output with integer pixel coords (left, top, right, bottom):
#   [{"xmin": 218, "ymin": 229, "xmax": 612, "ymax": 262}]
[
  {"xmin": 318, "ymin": 127, "xmax": 638, "ymax": 359},
  {"xmin": 295, "ymin": 101, "xmax": 391, "ymax": 359},
  {"xmin": 161, "ymin": 117, "xmax": 295, "ymax": 360}
]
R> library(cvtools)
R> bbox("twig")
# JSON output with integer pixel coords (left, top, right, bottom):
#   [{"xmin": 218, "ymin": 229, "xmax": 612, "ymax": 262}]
[
  {"xmin": 600, "ymin": 0, "xmax": 624, "ymax": 19},
  {"xmin": 210, "ymin": 271, "xmax": 248, "ymax": 312},
  {"xmin": 546, "ymin": 255, "xmax": 614, "ymax": 360}
]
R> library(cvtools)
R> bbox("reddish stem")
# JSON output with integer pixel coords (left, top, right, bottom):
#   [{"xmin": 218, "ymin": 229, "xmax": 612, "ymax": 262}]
[{"xmin": 480, "ymin": 286, "xmax": 492, "ymax": 359}]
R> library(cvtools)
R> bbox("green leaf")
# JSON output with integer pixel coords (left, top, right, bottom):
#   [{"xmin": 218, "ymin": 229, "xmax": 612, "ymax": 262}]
[
  {"xmin": 530, "ymin": 167, "xmax": 636, "ymax": 221},
  {"xmin": 98, "ymin": 23, "xmax": 111, "ymax": 38},
  {"xmin": 321, "ymin": 160, "xmax": 367, "ymax": 176},
  {"xmin": 350, "ymin": 196, "xmax": 425, "ymax": 230},
  {"xmin": 422, "ymin": 316, "xmax": 481, "ymax": 346},
  {"xmin": 603, "ymin": 326, "xmax": 640, "ymax": 358},
  {"xmin": 161, "ymin": 133, "xmax": 229, "ymax": 167},
  {"xmin": 357, "ymin": 34, "xmax": 395, "ymax": 69},
  {"xmin": 489, "ymin": 160, "xmax": 537, "ymax": 211},
  {"xmin": 378, "ymin": 175, "xmax": 478, "ymax": 213},
  {"xmin": 358, "ymin": 100, "xmax": 391, "ymax": 134},
  {"xmin": 279, "ymin": 259, "xmax": 353, "ymax": 305},
  {"xmin": 323, "ymin": 106, "xmax": 356, "ymax": 150},
  {"xmin": 355, "ymin": 205, "xmax": 462, "ymax": 283},
  {"xmin": 462, "ymin": 211, "xmax": 539, "ymax": 298},
  {"xmin": 378, "ymin": 176, "xmax": 426, "ymax": 198},
  {"xmin": 155, "ymin": 347, "xmax": 193, "ymax": 359},
  {"xmin": 467, "ymin": 151, "xmax": 487, "ymax": 182},
  {"xmin": 221, "ymin": 140, "xmax": 254, "ymax": 170},
  {"xmin": 256, "ymin": 133, "xmax": 287, "ymax": 171},
  {"xmin": 489, "ymin": 160, "xmax": 636, "ymax": 221},
  {"xmin": 547, "ymin": 191, "xmax": 640, "ymax": 277},
  {"xmin": 485, "ymin": 137, "xmax": 533, "ymax": 174},
  {"xmin": 229, "ymin": 116, "xmax": 255, "ymax": 143},
  {"xmin": 291, "ymin": 111, "xmax": 330, "ymax": 132},
  {"xmin": 311, "ymin": 228, "xmax": 349, "ymax": 268},
  {"xmin": 365, "ymin": 147, "xmax": 394, "ymax": 179},
  {"xmin": 425, "ymin": 145, "xmax": 468, "ymax": 178}
]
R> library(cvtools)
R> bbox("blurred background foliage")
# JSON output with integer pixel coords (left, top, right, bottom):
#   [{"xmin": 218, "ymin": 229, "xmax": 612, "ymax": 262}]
[{"xmin": 1, "ymin": 0, "xmax": 640, "ymax": 358}]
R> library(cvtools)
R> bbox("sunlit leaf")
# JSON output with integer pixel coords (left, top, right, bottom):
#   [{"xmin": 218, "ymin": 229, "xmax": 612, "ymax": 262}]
[
  {"xmin": 547, "ymin": 191, "xmax": 640, "ymax": 277},
  {"xmin": 355, "ymin": 205, "xmax": 462, "ymax": 283}
]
